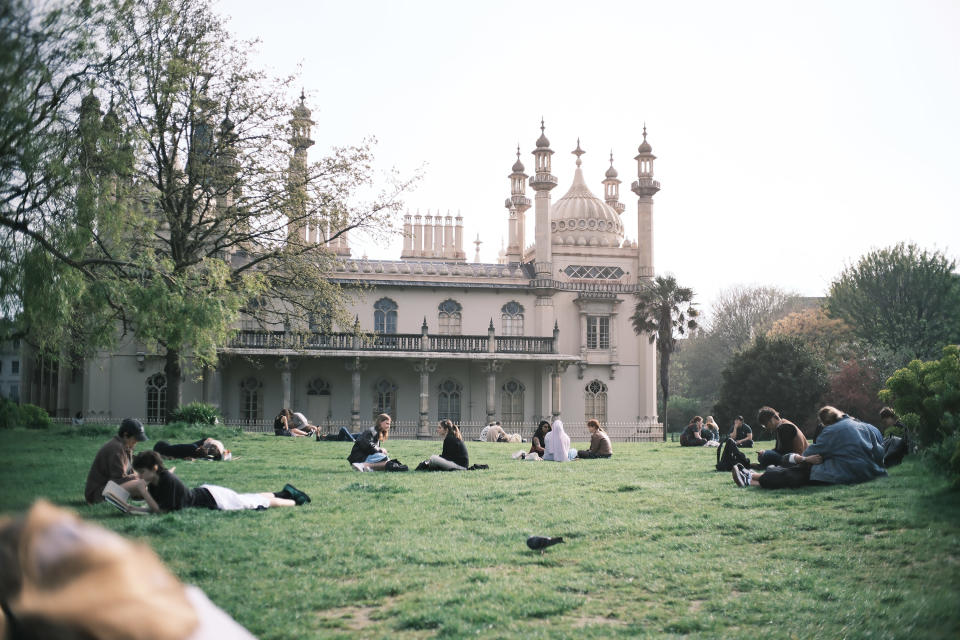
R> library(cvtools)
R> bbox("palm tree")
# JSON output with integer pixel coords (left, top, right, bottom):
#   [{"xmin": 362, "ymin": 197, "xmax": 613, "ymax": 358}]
[{"xmin": 631, "ymin": 275, "xmax": 699, "ymax": 441}]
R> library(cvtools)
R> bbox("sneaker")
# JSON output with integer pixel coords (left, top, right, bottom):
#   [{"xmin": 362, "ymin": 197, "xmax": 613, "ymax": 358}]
[
  {"xmin": 283, "ymin": 483, "xmax": 311, "ymax": 505},
  {"xmin": 732, "ymin": 463, "xmax": 749, "ymax": 488},
  {"xmin": 512, "ymin": 451, "xmax": 524, "ymax": 459},
  {"xmin": 351, "ymin": 462, "xmax": 366, "ymax": 472}
]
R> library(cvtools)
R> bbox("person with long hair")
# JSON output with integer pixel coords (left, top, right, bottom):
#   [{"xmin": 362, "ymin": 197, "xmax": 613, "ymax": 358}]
[
  {"xmin": 348, "ymin": 413, "xmax": 394, "ymax": 471},
  {"xmin": 132, "ymin": 451, "xmax": 309, "ymax": 512},
  {"xmin": 419, "ymin": 419, "xmax": 470, "ymax": 470},
  {"xmin": 576, "ymin": 419, "xmax": 613, "ymax": 459},
  {"xmin": 274, "ymin": 408, "xmax": 311, "ymax": 437},
  {"xmin": 679, "ymin": 416, "xmax": 707, "ymax": 447}
]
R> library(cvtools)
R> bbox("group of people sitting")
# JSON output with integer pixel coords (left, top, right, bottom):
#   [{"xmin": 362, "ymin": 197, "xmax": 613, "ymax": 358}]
[
  {"xmin": 84, "ymin": 418, "xmax": 310, "ymax": 514},
  {"xmin": 515, "ymin": 419, "xmax": 613, "ymax": 461},
  {"xmin": 730, "ymin": 405, "xmax": 890, "ymax": 490},
  {"xmin": 273, "ymin": 408, "xmax": 321, "ymax": 437},
  {"xmin": 679, "ymin": 415, "xmax": 724, "ymax": 446}
]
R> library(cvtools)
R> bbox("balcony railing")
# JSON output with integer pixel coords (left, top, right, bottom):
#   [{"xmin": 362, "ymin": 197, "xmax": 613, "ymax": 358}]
[{"xmin": 226, "ymin": 330, "xmax": 557, "ymax": 355}]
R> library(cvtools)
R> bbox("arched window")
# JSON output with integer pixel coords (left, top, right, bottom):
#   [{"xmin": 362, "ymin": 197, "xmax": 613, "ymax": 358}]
[
  {"xmin": 584, "ymin": 379, "xmax": 608, "ymax": 424},
  {"xmin": 146, "ymin": 373, "xmax": 167, "ymax": 424},
  {"xmin": 374, "ymin": 298, "xmax": 398, "ymax": 334},
  {"xmin": 438, "ymin": 299, "xmax": 462, "ymax": 335},
  {"xmin": 438, "ymin": 378, "xmax": 462, "ymax": 423},
  {"xmin": 373, "ymin": 378, "xmax": 397, "ymax": 420},
  {"xmin": 307, "ymin": 378, "xmax": 331, "ymax": 396},
  {"xmin": 240, "ymin": 377, "xmax": 263, "ymax": 422},
  {"xmin": 500, "ymin": 379, "xmax": 525, "ymax": 426},
  {"xmin": 501, "ymin": 301, "xmax": 525, "ymax": 336}
]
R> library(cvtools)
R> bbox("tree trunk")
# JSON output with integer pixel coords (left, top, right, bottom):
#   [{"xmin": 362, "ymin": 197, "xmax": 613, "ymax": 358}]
[
  {"xmin": 164, "ymin": 348, "xmax": 182, "ymax": 423},
  {"xmin": 660, "ymin": 351, "xmax": 671, "ymax": 442}
]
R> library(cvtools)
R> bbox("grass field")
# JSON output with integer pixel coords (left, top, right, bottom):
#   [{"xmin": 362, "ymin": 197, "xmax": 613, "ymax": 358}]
[{"xmin": 1, "ymin": 424, "xmax": 959, "ymax": 639}]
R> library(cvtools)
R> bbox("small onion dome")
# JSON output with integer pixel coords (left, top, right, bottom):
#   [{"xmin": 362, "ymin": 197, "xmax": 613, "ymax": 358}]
[
  {"xmin": 535, "ymin": 119, "xmax": 550, "ymax": 148},
  {"xmin": 293, "ymin": 89, "xmax": 311, "ymax": 118},
  {"xmin": 220, "ymin": 115, "xmax": 234, "ymax": 133},
  {"xmin": 512, "ymin": 145, "xmax": 525, "ymax": 172},
  {"xmin": 80, "ymin": 90, "xmax": 101, "ymax": 115},
  {"xmin": 637, "ymin": 125, "xmax": 652, "ymax": 153},
  {"xmin": 605, "ymin": 153, "xmax": 618, "ymax": 178}
]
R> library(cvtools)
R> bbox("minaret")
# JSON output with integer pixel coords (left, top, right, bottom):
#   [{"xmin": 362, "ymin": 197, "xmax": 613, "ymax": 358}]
[
  {"xmin": 529, "ymin": 120, "xmax": 557, "ymax": 279},
  {"xmin": 506, "ymin": 146, "xmax": 530, "ymax": 264},
  {"xmin": 287, "ymin": 90, "xmax": 315, "ymax": 244},
  {"xmin": 603, "ymin": 151, "xmax": 626, "ymax": 215},
  {"xmin": 631, "ymin": 125, "xmax": 659, "ymax": 277},
  {"xmin": 473, "ymin": 234, "xmax": 482, "ymax": 263}
]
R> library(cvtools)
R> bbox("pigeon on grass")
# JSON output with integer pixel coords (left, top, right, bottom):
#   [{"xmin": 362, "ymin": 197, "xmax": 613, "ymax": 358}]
[{"xmin": 526, "ymin": 536, "xmax": 564, "ymax": 554}]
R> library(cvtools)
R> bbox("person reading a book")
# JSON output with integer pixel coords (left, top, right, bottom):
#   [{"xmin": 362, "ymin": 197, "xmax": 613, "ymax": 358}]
[
  {"xmin": 132, "ymin": 450, "xmax": 310, "ymax": 512},
  {"xmin": 84, "ymin": 417, "xmax": 157, "ymax": 507}
]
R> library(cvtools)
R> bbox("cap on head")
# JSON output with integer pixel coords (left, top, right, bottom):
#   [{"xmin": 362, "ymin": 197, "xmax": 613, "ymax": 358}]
[{"xmin": 119, "ymin": 417, "xmax": 148, "ymax": 442}]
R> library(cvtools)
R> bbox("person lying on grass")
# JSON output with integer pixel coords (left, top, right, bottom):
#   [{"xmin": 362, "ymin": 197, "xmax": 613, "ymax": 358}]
[
  {"xmin": 732, "ymin": 405, "xmax": 887, "ymax": 489},
  {"xmin": 153, "ymin": 437, "xmax": 228, "ymax": 460},
  {"xmin": 349, "ymin": 413, "xmax": 394, "ymax": 471},
  {"xmin": 132, "ymin": 450, "xmax": 309, "ymax": 512},
  {"xmin": 417, "ymin": 419, "xmax": 470, "ymax": 471},
  {"xmin": 575, "ymin": 419, "xmax": 613, "ymax": 459}
]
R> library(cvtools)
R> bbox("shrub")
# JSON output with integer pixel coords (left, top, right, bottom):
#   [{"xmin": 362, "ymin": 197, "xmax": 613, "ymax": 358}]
[
  {"xmin": 18, "ymin": 404, "xmax": 51, "ymax": 429},
  {"xmin": 168, "ymin": 402, "xmax": 221, "ymax": 426},
  {"xmin": 879, "ymin": 344, "xmax": 960, "ymax": 447},
  {"xmin": 921, "ymin": 432, "xmax": 960, "ymax": 488},
  {"xmin": 0, "ymin": 397, "xmax": 19, "ymax": 429}
]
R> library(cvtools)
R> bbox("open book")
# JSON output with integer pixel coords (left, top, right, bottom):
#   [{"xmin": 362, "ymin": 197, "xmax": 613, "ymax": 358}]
[{"xmin": 102, "ymin": 480, "xmax": 145, "ymax": 514}]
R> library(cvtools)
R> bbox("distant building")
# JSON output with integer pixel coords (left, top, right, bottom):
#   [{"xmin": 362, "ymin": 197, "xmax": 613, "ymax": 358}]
[
  {"xmin": 0, "ymin": 339, "xmax": 21, "ymax": 403},
  {"xmin": 20, "ymin": 99, "xmax": 663, "ymax": 439}
]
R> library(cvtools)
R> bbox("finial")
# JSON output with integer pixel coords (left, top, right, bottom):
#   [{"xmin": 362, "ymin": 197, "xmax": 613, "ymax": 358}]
[
  {"xmin": 300, "ymin": 88, "xmax": 306, "ymax": 103},
  {"xmin": 642, "ymin": 123, "xmax": 647, "ymax": 140},
  {"xmin": 572, "ymin": 138, "xmax": 585, "ymax": 167},
  {"xmin": 516, "ymin": 144, "xmax": 521, "ymax": 160},
  {"xmin": 540, "ymin": 117, "xmax": 545, "ymax": 133},
  {"xmin": 610, "ymin": 150, "xmax": 614, "ymax": 166}
]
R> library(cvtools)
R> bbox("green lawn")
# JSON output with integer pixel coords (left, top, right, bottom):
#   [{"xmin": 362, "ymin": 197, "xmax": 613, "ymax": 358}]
[{"xmin": 2, "ymin": 424, "xmax": 959, "ymax": 639}]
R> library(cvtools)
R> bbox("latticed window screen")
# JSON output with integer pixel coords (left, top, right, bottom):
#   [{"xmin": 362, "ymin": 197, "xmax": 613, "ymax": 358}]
[
  {"xmin": 438, "ymin": 379, "xmax": 462, "ymax": 422},
  {"xmin": 586, "ymin": 316, "xmax": 610, "ymax": 349},
  {"xmin": 501, "ymin": 301, "xmax": 525, "ymax": 336},
  {"xmin": 146, "ymin": 373, "xmax": 167, "ymax": 423},
  {"xmin": 374, "ymin": 378, "xmax": 397, "ymax": 419},
  {"xmin": 563, "ymin": 265, "xmax": 624, "ymax": 279},
  {"xmin": 307, "ymin": 378, "xmax": 330, "ymax": 396},
  {"xmin": 584, "ymin": 379, "xmax": 608, "ymax": 423},
  {"xmin": 239, "ymin": 377, "xmax": 262, "ymax": 422},
  {"xmin": 501, "ymin": 379, "xmax": 525, "ymax": 425},
  {"xmin": 374, "ymin": 298, "xmax": 398, "ymax": 334},
  {"xmin": 438, "ymin": 299, "xmax": 462, "ymax": 335}
]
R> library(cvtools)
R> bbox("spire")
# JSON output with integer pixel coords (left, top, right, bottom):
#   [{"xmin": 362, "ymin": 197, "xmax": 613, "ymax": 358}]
[
  {"xmin": 572, "ymin": 138, "xmax": 584, "ymax": 167},
  {"xmin": 603, "ymin": 150, "xmax": 625, "ymax": 214}
]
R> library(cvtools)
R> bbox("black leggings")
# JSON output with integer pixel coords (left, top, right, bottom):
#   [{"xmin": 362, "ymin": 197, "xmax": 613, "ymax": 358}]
[
  {"xmin": 576, "ymin": 451, "xmax": 612, "ymax": 459},
  {"xmin": 154, "ymin": 439, "xmax": 205, "ymax": 459}
]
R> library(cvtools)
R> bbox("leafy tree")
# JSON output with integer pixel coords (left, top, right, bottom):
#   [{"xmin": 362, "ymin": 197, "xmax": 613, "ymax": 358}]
[
  {"xmin": 879, "ymin": 344, "xmax": 960, "ymax": 447},
  {"xmin": 826, "ymin": 359, "xmax": 884, "ymax": 424},
  {"xmin": 713, "ymin": 334, "xmax": 828, "ymax": 432},
  {"xmin": 632, "ymin": 275, "xmax": 699, "ymax": 441},
  {"xmin": 768, "ymin": 307, "xmax": 857, "ymax": 367},
  {"xmin": 826, "ymin": 243, "xmax": 960, "ymax": 361}
]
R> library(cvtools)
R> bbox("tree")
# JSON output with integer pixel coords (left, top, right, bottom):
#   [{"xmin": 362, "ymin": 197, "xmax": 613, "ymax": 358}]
[
  {"xmin": 632, "ymin": 275, "xmax": 699, "ymax": 441},
  {"xmin": 825, "ymin": 359, "xmax": 884, "ymax": 424},
  {"xmin": 768, "ymin": 307, "xmax": 857, "ymax": 368},
  {"xmin": 6, "ymin": 0, "xmax": 412, "ymax": 418},
  {"xmin": 826, "ymin": 243, "xmax": 960, "ymax": 361},
  {"xmin": 713, "ymin": 334, "xmax": 828, "ymax": 432}
]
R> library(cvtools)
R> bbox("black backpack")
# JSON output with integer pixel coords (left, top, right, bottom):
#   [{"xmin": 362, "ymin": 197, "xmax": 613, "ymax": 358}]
[{"xmin": 716, "ymin": 438, "xmax": 750, "ymax": 471}]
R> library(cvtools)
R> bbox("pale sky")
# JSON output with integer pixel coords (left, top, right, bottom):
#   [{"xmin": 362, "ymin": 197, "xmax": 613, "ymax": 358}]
[{"xmin": 216, "ymin": 0, "xmax": 959, "ymax": 313}]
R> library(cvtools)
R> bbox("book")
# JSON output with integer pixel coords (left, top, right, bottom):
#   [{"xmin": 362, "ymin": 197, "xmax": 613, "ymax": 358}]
[{"xmin": 102, "ymin": 480, "xmax": 135, "ymax": 514}]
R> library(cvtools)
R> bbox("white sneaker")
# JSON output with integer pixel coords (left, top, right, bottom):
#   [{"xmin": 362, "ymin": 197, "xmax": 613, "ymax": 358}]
[
  {"xmin": 351, "ymin": 462, "xmax": 366, "ymax": 472},
  {"xmin": 512, "ymin": 451, "xmax": 524, "ymax": 459}
]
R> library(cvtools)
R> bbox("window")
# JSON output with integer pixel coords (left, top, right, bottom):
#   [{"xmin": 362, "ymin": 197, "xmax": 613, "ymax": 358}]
[
  {"xmin": 438, "ymin": 379, "xmax": 462, "ymax": 423},
  {"xmin": 8, "ymin": 384, "xmax": 18, "ymax": 403},
  {"xmin": 438, "ymin": 299, "xmax": 462, "ymax": 335},
  {"xmin": 146, "ymin": 373, "xmax": 167, "ymax": 423},
  {"xmin": 584, "ymin": 379, "xmax": 608, "ymax": 423},
  {"xmin": 374, "ymin": 378, "xmax": 397, "ymax": 419},
  {"xmin": 586, "ymin": 316, "xmax": 610, "ymax": 349},
  {"xmin": 240, "ymin": 377, "xmax": 263, "ymax": 422},
  {"xmin": 11, "ymin": 361, "xmax": 19, "ymax": 375},
  {"xmin": 307, "ymin": 378, "xmax": 330, "ymax": 396},
  {"xmin": 500, "ymin": 379, "xmax": 525, "ymax": 426},
  {"xmin": 564, "ymin": 265, "xmax": 624, "ymax": 280},
  {"xmin": 374, "ymin": 298, "xmax": 398, "ymax": 334},
  {"xmin": 501, "ymin": 301, "xmax": 525, "ymax": 336}
]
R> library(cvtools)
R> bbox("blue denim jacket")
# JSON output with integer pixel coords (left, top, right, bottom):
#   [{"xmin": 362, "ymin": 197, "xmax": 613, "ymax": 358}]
[{"xmin": 804, "ymin": 417, "xmax": 887, "ymax": 484}]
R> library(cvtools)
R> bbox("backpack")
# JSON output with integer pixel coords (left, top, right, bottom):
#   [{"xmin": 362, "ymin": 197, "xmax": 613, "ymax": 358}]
[
  {"xmin": 882, "ymin": 434, "xmax": 909, "ymax": 468},
  {"xmin": 716, "ymin": 438, "xmax": 750, "ymax": 471}
]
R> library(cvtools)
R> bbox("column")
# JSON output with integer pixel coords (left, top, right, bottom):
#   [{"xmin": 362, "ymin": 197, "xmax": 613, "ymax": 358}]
[
  {"xmin": 202, "ymin": 365, "xmax": 222, "ymax": 410},
  {"xmin": 481, "ymin": 361, "xmax": 503, "ymax": 423},
  {"xmin": 280, "ymin": 359, "xmax": 292, "ymax": 409},
  {"xmin": 345, "ymin": 357, "xmax": 365, "ymax": 428},
  {"xmin": 413, "ymin": 358, "xmax": 436, "ymax": 438},
  {"xmin": 551, "ymin": 365, "xmax": 562, "ymax": 418}
]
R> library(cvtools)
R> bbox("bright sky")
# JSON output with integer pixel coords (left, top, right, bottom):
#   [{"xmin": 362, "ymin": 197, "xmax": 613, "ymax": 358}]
[{"xmin": 216, "ymin": 0, "xmax": 959, "ymax": 312}]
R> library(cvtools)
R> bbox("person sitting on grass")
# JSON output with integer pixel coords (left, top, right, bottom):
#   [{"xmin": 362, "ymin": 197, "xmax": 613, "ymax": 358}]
[
  {"xmin": 274, "ymin": 409, "xmax": 312, "ymax": 437},
  {"xmin": 543, "ymin": 419, "xmax": 573, "ymax": 462},
  {"xmin": 530, "ymin": 420, "xmax": 551, "ymax": 457},
  {"xmin": 732, "ymin": 405, "xmax": 887, "ymax": 489},
  {"xmin": 703, "ymin": 416, "xmax": 721, "ymax": 441},
  {"xmin": 679, "ymin": 416, "xmax": 707, "ymax": 447},
  {"xmin": 576, "ymin": 419, "xmax": 613, "ymax": 459},
  {"xmin": 153, "ymin": 437, "xmax": 228, "ymax": 461},
  {"xmin": 349, "ymin": 413, "xmax": 394, "ymax": 472},
  {"xmin": 730, "ymin": 415, "xmax": 753, "ymax": 447},
  {"xmin": 755, "ymin": 406, "xmax": 808, "ymax": 467},
  {"xmin": 418, "ymin": 419, "xmax": 470, "ymax": 471},
  {"xmin": 84, "ymin": 418, "xmax": 155, "ymax": 506},
  {"xmin": 132, "ymin": 450, "xmax": 309, "ymax": 512}
]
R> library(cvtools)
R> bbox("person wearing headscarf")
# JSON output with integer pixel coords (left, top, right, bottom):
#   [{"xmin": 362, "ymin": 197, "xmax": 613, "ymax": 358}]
[{"xmin": 543, "ymin": 419, "xmax": 571, "ymax": 462}]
